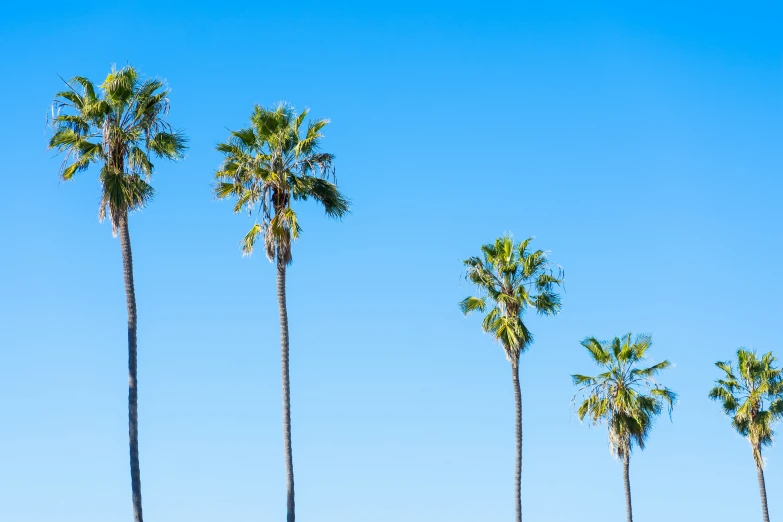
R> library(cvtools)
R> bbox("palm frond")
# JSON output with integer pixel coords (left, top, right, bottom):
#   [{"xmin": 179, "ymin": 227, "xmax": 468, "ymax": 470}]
[
  {"xmin": 101, "ymin": 65, "xmax": 138, "ymax": 105},
  {"xmin": 241, "ymin": 223, "xmax": 262, "ymax": 256},
  {"xmin": 292, "ymin": 176, "xmax": 349, "ymax": 218},
  {"xmin": 581, "ymin": 337, "xmax": 611, "ymax": 365},
  {"xmin": 148, "ymin": 131, "xmax": 187, "ymax": 160},
  {"xmin": 631, "ymin": 360, "xmax": 671, "ymax": 379},
  {"xmin": 295, "ymin": 118, "xmax": 329, "ymax": 156},
  {"xmin": 460, "ymin": 296, "xmax": 486, "ymax": 315}
]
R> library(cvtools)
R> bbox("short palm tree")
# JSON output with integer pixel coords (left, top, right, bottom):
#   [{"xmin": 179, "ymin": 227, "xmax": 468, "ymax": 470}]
[
  {"xmin": 215, "ymin": 103, "xmax": 348, "ymax": 522},
  {"xmin": 572, "ymin": 334, "xmax": 676, "ymax": 522},
  {"xmin": 460, "ymin": 235, "xmax": 563, "ymax": 522},
  {"xmin": 48, "ymin": 65, "xmax": 187, "ymax": 522},
  {"xmin": 709, "ymin": 349, "xmax": 783, "ymax": 522}
]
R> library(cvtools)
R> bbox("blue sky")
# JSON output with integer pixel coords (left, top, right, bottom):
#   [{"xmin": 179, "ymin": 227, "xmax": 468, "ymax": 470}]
[{"xmin": 1, "ymin": 1, "xmax": 782, "ymax": 521}]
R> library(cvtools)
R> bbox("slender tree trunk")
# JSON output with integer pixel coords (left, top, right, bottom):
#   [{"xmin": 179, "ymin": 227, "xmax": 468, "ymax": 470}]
[
  {"xmin": 277, "ymin": 257, "xmax": 295, "ymax": 522},
  {"xmin": 622, "ymin": 452, "xmax": 633, "ymax": 522},
  {"xmin": 755, "ymin": 449, "xmax": 771, "ymax": 522},
  {"xmin": 118, "ymin": 212, "xmax": 143, "ymax": 522},
  {"xmin": 511, "ymin": 361, "xmax": 522, "ymax": 522}
]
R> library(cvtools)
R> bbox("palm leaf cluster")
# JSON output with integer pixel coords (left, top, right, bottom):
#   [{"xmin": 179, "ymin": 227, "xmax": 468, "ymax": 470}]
[
  {"xmin": 49, "ymin": 65, "xmax": 186, "ymax": 232},
  {"xmin": 214, "ymin": 103, "xmax": 348, "ymax": 262},
  {"xmin": 709, "ymin": 349, "xmax": 783, "ymax": 465},
  {"xmin": 460, "ymin": 235, "xmax": 563, "ymax": 362},
  {"xmin": 572, "ymin": 334, "xmax": 676, "ymax": 458}
]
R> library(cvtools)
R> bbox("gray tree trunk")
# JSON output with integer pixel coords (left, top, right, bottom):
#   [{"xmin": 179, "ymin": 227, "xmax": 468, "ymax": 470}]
[
  {"xmin": 511, "ymin": 361, "xmax": 522, "ymax": 522},
  {"xmin": 277, "ymin": 258, "xmax": 295, "ymax": 522},
  {"xmin": 623, "ymin": 452, "xmax": 633, "ymax": 522},
  {"xmin": 118, "ymin": 212, "xmax": 143, "ymax": 522},
  {"xmin": 755, "ymin": 449, "xmax": 771, "ymax": 522}
]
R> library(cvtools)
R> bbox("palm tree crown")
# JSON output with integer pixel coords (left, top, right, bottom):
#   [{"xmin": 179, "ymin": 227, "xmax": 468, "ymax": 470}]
[
  {"xmin": 459, "ymin": 235, "xmax": 563, "ymax": 362},
  {"xmin": 49, "ymin": 65, "xmax": 187, "ymax": 232},
  {"xmin": 709, "ymin": 349, "xmax": 783, "ymax": 465},
  {"xmin": 215, "ymin": 102, "xmax": 349, "ymax": 261},
  {"xmin": 572, "ymin": 334, "xmax": 676, "ymax": 458}
]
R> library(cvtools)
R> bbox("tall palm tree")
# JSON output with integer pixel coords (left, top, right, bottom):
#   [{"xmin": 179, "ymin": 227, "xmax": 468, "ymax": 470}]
[
  {"xmin": 48, "ymin": 65, "xmax": 187, "ymax": 522},
  {"xmin": 215, "ymin": 103, "xmax": 349, "ymax": 522},
  {"xmin": 459, "ymin": 235, "xmax": 563, "ymax": 522},
  {"xmin": 571, "ymin": 334, "xmax": 676, "ymax": 522},
  {"xmin": 709, "ymin": 349, "xmax": 783, "ymax": 522}
]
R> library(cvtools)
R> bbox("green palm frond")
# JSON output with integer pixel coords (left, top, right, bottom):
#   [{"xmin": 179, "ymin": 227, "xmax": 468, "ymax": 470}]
[
  {"xmin": 461, "ymin": 235, "xmax": 563, "ymax": 363},
  {"xmin": 572, "ymin": 374, "xmax": 597, "ymax": 386},
  {"xmin": 127, "ymin": 147, "xmax": 153, "ymax": 177},
  {"xmin": 460, "ymin": 297, "xmax": 486, "ymax": 314},
  {"xmin": 291, "ymin": 176, "xmax": 349, "ymax": 218},
  {"xmin": 241, "ymin": 223, "xmax": 262, "ymax": 256},
  {"xmin": 53, "ymin": 89, "xmax": 85, "ymax": 110},
  {"xmin": 631, "ymin": 360, "xmax": 671, "ymax": 379},
  {"xmin": 52, "ymin": 114, "xmax": 90, "ymax": 134},
  {"xmin": 49, "ymin": 128, "xmax": 86, "ymax": 150},
  {"xmin": 581, "ymin": 337, "xmax": 611, "ymax": 365},
  {"xmin": 149, "ymin": 131, "xmax": 187, "ymax": 160},
  {"xmin": 61, "ymin": 153, "xmax": 94, "ymax": 180},
  {"xmin": 572, "ymin": 333, "xmax": 676, "ymax": 458},
  {"xmin": 101, "ymin": 65, "xmax": 138, "ymax": 105},
  {"xmin": 295, "ymin": 118, "xmax": 329, "ymax": 156},
  {"xmin": 230, "ymin": 127, "xmax": 256, "ymax": 150},
  {"xmin": 99, "ymin": 169, "xmax": 155, "ymax": 233},
  {"xmin": 214, "ymin": 182, "xmax": 238, "ymax": 199},
  {"xmin": 632, "ymin": 334, "xmax": 652, "ymax": 360},
  {"xmin": 533, "ymin": 291, "xmax": 561, "ymax": 315},
  {"xmin": 215, "ymin": 103, "xmax": 349, "ymax": 263},
  {"xmin": 132, "ymin": 79, "xmax": 167, "ymax": 120}
]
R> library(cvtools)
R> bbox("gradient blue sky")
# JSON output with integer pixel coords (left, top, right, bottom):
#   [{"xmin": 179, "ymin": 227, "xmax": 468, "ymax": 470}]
[{"xmin": 1, "ymin": 1, "xmax": 782, "ymax": 521}]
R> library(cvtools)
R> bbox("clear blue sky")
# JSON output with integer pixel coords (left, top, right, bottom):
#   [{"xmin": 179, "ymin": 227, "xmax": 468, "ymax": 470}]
[{"xmin": 1, "ymin": 1, "xmax": 781, "ymax": 521}]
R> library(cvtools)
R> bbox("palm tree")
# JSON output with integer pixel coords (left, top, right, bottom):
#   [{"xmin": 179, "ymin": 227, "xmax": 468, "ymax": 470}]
[
  {"xmin": 571, "ymin": 334, "xmax": 676, "ymax": 522},
  {"xmin": 215, "ymin": 103, "xmax": 348, "ymax": 522},
  {"xmin": 48, "ymin": 65, "xmax": 187, "ymax": 522},
  {"xmin": 709, "ymin": 349, "xmax": 783, "ymax": 522},
  {"xmin": 459, "ymin": 235, "xmax": 563, "ymax": 522}
]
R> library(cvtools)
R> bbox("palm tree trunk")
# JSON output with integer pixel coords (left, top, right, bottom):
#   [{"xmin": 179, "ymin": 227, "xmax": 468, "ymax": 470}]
[
  {"xmin": 623, "ymin": 452, "xmax": 633, "ymax": 522},
  {"xmin": 277, "ymin": 257, "xmax": 295, "ymax": 522},
  {"xmin": 511, "ymin": 361, "xmax": 522, "ymax": 522},
  {"xmin": 755, "ymin": 449, "xmax": 771, "ymax": 522},
  {"xmin": 118, "ymin": 212, "xmax": 143, "ymax": 522}
]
